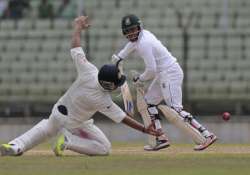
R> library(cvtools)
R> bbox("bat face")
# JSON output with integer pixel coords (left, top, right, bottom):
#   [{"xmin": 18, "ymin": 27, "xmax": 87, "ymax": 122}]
[
  {"xmin": 121, "ymin": 82, "xmax": 134, "ymax": 117},
  {"xmin": 118, "ymin": 65, "xmax": 134, "ymax": 117},
  {"xmin": 126, "ymin": 99, "xmax": 134, "ymax": 115},
  {"xmin": 136, "ymin": 85, "xmax": 156, "ymax": 147}
]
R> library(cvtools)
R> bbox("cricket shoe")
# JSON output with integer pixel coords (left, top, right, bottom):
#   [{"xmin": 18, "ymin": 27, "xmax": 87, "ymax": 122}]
[
  {"xmin": 0, "ymin": 144, "xmax": 23, "ymax": 156},
  {"xmin": 144, "ymin": 139, "xmax": 170, "ymax": 151},
  {"xmin": 53, "ymin": 134, "xmax": 66, "ymax": 156},
  {"xmin": 194, "ymin": 134, "xmax": 217, "ymax": 151}
]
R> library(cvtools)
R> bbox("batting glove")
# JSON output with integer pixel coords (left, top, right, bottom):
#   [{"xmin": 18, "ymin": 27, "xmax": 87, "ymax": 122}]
[
  {"xmin": 133, "ymin": 76, "xmax": 140, "ymax": 83},
  {"xmin": 133, "ymin": 75, "xmax": 144, "ymax": 87},
  {"xmin": 130, "ymin": 70, "xmax": 143, "ymax": 86},
  {"xmin": 111, "ymin": 54, "xmax": 123, "ymax": 68}
]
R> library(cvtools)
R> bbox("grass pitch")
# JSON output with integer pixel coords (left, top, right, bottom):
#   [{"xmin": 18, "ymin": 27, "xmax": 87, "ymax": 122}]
[{"xmin": 0, "ymin": 143, "xmax": 250, "ymax": 175}]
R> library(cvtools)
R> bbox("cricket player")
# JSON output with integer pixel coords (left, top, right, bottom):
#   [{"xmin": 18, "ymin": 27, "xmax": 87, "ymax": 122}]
[
  {"xmin": 112, "ymin": 14, "xmax": 217, "ymax": 151},
  {"xmin": 0, "ymin": 16, "xmax": 162, "ymax": 157}
]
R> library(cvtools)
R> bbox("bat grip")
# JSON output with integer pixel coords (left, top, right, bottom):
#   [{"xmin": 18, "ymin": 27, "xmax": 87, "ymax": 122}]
[
  {"xmin": 116, "ymin": 58, "xmax": 123, "ymax": 70},
  {"xmin": 125, "ymin": 112, "xmax": 133, "ymax": 118},
  {"xmin": 142, "ymin": 127, "xmax": 146, "ymax": 133}
]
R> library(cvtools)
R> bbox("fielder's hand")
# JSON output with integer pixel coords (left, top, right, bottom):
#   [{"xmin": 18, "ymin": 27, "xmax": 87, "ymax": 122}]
[
  {"xmin": 143, "ymin": 123, "xmax": 164, "ymax": 136},
  {"xmin": 74, "ymin": 16, "xmax": 90, "ymax": 30}
]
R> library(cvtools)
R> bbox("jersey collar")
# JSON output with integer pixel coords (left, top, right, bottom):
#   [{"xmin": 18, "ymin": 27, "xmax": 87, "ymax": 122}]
[{"xmin": 137, "ymin": 29, "xmax": 144, "ymax": 42}]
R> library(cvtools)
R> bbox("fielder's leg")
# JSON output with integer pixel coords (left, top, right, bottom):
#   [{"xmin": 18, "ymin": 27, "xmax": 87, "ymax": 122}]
[
  {"xmin": 53, "ymin": 119, "xmax": 111, "ymax": 156},
  {"xmin": 0, "ymin": 117, "xmax": 59, "ymax": 156},
  {"xmin": 0, "ymin": 105, "xmax": 69, "ymax": 156}
]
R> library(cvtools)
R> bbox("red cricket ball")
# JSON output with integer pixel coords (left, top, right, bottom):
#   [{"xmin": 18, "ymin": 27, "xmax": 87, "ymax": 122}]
[{"xmin": 222, "ymin": 112, "xmax": 230, "ymax": 121}]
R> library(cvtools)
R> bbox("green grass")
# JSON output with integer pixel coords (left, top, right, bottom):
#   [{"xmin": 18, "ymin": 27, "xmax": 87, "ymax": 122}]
[{"xmin": 0, "ymin": 143, "xmax": 250, "ymax": 175}]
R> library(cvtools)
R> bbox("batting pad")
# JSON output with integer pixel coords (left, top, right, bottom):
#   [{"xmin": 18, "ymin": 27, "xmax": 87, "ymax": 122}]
[{"xmin": 158, "ymin": 105, "xmax": 206, "ymax": 145}]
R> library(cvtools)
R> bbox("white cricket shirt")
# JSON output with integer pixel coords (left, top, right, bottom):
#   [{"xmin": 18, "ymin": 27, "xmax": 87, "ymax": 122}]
[
  {"xmin": 56, "ymin": 47, "xmax": 126, "ymax": 123},
  {"xmin": 118, "ymin": 29, "xmax": 177, "ymax": 81}
]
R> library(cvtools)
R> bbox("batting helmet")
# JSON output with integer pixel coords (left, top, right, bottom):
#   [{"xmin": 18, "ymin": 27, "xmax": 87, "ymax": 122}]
[
  {"xmin": 121, "ymin": 14, "xmax": 142, "ymax": 41},
  {"xmin": 98, "ymin": 64, "xmax": 126, "ymax": 91}
]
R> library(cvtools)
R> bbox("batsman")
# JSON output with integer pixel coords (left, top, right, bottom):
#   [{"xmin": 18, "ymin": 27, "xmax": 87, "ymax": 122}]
[{"xmin": 112, "ymin": 14, "xmax": 217, "ymax": 151}]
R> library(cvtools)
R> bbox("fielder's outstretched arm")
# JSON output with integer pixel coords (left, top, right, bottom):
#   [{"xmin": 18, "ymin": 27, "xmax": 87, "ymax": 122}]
[
  {"xmin": 122, "ymin": 116, "xmax": 163, "ymax": 136},
  {"xmin": 71, "ymin": 16, "xmax": 90, "ymax": 48}
]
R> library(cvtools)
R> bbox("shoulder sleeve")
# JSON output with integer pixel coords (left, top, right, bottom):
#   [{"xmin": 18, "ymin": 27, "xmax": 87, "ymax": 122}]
[
  {"xmin": 70, "ymin": 47, "xmax": 87, "ymax": 62},
  {"xmin": 99, "ymin": 102, "xmax": 126, "ymax": 123},
  {"xmin": 117, "ymin": 42, "xmax": 135, "ymax": 59},
  {"xmin": 70, "ymin": 47, "xmax": 96, "ymax": 75},
  {"xmin": 138, "ymin": 42, "xmax": 157, "ymax": 81}
]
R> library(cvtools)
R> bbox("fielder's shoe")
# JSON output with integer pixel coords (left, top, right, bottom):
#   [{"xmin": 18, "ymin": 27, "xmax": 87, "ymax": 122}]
[
  {"xmin": 53, "ymin": 135, "xmax": 66, "ymax": 156},
  {"xmin": 194, "ymin": 134, "xmax": 217, "ymax": 151},
  {"xmin": 144, "ymin": 139, "xmax": 170, "ymax": 151},
  {"xmin": 0, "ymin": 144, "xmax": 23, "ymax": 156}
]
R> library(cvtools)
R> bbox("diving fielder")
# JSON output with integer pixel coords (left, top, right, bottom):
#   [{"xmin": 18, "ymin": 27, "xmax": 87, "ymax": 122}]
[
  {"xmin": 0, "ymin": 16, "xmax": 162, "ymax": 157},
  {"xmin": 112, "ymin": 14, "xmax": 217, "ymax": 151}
]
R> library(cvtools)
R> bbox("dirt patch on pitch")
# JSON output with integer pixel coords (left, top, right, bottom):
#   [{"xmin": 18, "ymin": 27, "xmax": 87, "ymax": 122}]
[{"xmin": 25, "ymin": 145, "xmax": 250, "ymax": 156}]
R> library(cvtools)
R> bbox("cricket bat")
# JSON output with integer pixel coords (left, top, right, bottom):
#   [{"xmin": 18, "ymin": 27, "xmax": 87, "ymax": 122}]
[
  {"xmin": 119, "ymin": 66, "xmax": 134, "ymax": 117},
  {"xmin": 158, "ymin": 105, "xmax": 206, "ymax": 145},
  {"xmin": 136, "ymin": 84, "xmax": 156, "ymax": 147}
]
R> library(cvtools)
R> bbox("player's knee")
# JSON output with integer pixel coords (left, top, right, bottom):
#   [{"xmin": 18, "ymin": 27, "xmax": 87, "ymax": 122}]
[
  {"xmin": 172, "ymin": 107, "xmax": 193, "ymax": 121},
  {"xmin": 102, "ymin": 147, "xmax": 111, "ymax": 156},
  {"xmin": 101, "ymin": 140, "xmax": 112, "ymax": 155},
  {"xmin": 147, "ymin": 104, "xmax": 162, "ymax": 120},
  {"xmin": 144, "ymin": 96, "xmax": 161, "ymax": 106},
  {"xmin": 90, "ymin": 142, "xmax": 111, "ymax": 156},
  {"xmin": 147, "ymin": 104, "xmax": 159, "ymax": 114}
]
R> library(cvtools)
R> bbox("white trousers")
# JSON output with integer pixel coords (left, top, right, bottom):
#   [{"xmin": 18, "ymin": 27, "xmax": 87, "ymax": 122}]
[
  {"xmin": 10, "ymin": 105, "xmax": 111, "ymax": 156},
  {"xmin": 145, "ymin": 62, "xmax": 184, "ymax": 110},
  {"xmin": 144, "ymin": 63, "xmax": 212, "ymax": 138}
]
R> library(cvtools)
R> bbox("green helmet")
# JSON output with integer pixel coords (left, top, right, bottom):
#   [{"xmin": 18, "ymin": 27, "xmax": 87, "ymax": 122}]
[{"xmin": 121, "ymin": 14, "xmax": 142, "ymax": 41}]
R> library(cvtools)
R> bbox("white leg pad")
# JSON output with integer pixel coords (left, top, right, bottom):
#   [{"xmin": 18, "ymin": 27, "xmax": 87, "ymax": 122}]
[{"xmin": 158, "ymin": 105, "xmax": 206, "ymax": 144}]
